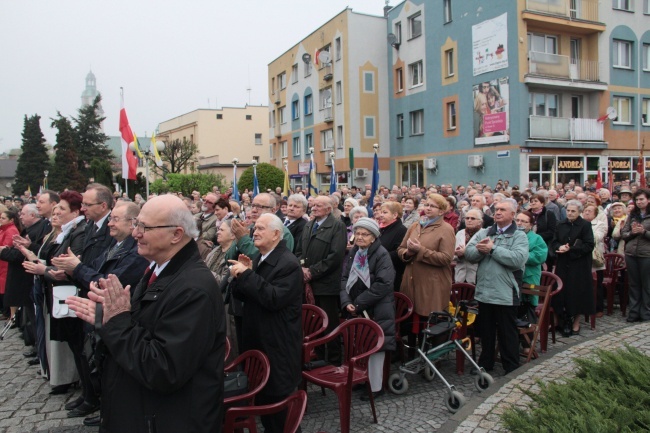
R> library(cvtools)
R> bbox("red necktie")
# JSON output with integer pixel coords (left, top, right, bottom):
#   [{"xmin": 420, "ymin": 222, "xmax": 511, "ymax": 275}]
[{"xmin": 148, "ymin": 271, "xmax": 158, "ymax": 285}]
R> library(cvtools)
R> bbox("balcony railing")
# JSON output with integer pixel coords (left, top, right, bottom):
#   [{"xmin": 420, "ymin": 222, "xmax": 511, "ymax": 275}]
[
  {"xmin": 528, "ymin": 51, "xmax": 600, "ymax": 82},
  {"xmin": 274, "ymin": 124, "xmax": 282, "ymax": 138},
  {"xmin": 529, "ymin": 116, "xmax": 603, "ymax": 141},
  {"xmin": 526, "ymin": 0, "xmax": 599, "ymax": 22},
  {"xmin": 323, "ymin": 106, "xmax": 333, "ymax": 122}
]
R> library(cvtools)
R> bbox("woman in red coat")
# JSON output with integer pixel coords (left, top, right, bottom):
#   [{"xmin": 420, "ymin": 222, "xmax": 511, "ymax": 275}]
[{"xmin": 0, "ymin": 209, "xmax": 21, "ymax": 321}]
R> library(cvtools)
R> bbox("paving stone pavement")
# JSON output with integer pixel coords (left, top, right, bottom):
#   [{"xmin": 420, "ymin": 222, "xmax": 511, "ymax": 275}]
[{"xmin": 0, "ymin": 311, "xmax": 641, "ymax": 432}]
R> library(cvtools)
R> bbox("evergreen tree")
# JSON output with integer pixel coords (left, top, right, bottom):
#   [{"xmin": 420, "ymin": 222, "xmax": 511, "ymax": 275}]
[
  {"xmin": 49, "ymin": 113, "xmax": 85, "ymax": 192},
  {"xmin": 150, "ymin": 138, "xmax": 199, "ymax": 180},
  {"xmin": 13, "ymin": 114, "xmax": 50, "ymax": 196},
  {"xmin": 73, "ymin": 94, "xmax": 112, "ymax": 180},
  {"xmin": 238, "ymin": 163, "xmax": 284, "ymax": 193},
  {"xmin": 89, "ymin": 158, "xmax": 114, "ymax": 190}
]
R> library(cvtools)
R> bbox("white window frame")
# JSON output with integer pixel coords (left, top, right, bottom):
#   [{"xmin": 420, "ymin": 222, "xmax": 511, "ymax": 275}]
[
  {"xmin": 409, "ymin": 61, "xmax": 424, "ymax": 88},
  {"xmin": 528, "ymin": 33, "xmax": 558, "ymax": 54},
  {"xmin": 444, "ymin": 0, "xmax": 452, "ymax": 23},
  {"xmin": 613, "ymin": 96, "xmax": 632, "ymax": 124},
  {"xmin": 612, "ymin": 0, "xmax": 632, "ymax": 11},
  {"xmin": 292, "ymin": 100, "xmax": 300, "ymax": 120},
  {"xmin": 613, "ymin": 40, "xmax": 632, "ymax": 68},
  {"xmin": 335, "ymin": 37, "xmax": 342, "ymax": 61},
  {"xmin": 529, "ymin": 93, "xmax": 560, "ymax": 117},
  {"xmin": 320, "ymin": 129, "xmax": 334, "ymax": 150},
  {"xmin": 279, "ymin": 106, "xmax": 286, "ymax": 124},
  {"xmin": 642, "ymin": 98, "xmax": 650, "ymax": 125},
  {"xmin": 408, "ymin": 12, "xmax": 422, "ymax": 39},
  {"xmin": 305, "ymin": 133, "xmax": 313, "ymax": 154},
  {"xmin": 281, "ymin": 141, "xmax": 288, "ymax": 158},
  {"xmin": 396, "ymin": 68, "xmax": 404, "ymax": 92},
  {"xmin": 445, "ymin": 49, "xmax": 454, "ymax": 77},
  {"xmin": 270, "ymin": 143, "xmax": 275, "ymax": 159},
  {"xmin": 364, "ymin": 116, "xmax": 376, "ymax": 139},
  {"xmin": 319, "ymin": 88, "xmax": 332, "ymax": 110},
  {"xmin": 293, "ymin": 137, "xmax": 301, "ymax": 156},
  {"xmin": 269, "ymin": 110, "xmax": 275, "ymax": 127},
  {"xmin": 643, "ymin": 43, "xmax": 650, "ymax": 71},
  {"xmin": 255, "ymin": 133, "xmax": 263, "ymax": 145},
  {"xmin": 304, "ymin": 61, "xmax": 312, "ymax": 78},
  {"xmin": 410, "ymin": 110, "xmax": 424, "ymax": 135},
  {"xmin": 337, "ymin": 125, "xmax": 344, "ymax": 149},
  {"xmin": 336, "ymin": 82, "xmax": 342, "ymax": 105},
  {"xmin": 363, "ymin": 71, "xmax": 375, "ymax": 93},
  {"xmin": 278, "ymin": 72, "xmax": 287, "ymax": 90},
  {"xmin": 397, "ymin": 114, "xmax": 404, "ymax": 138},
  {"xmin": 291, "ymin": 64, "xmax": 298, "ymax": 84},
  {"xmin": 644, "ymin": 0, "xmax": 650, "ymax": 14},
  {"xmin": 304, "ymin": 94, "xmax": 313, "ymax": 115},
  {"xmin": 447, "ymin": 102, "xmax": 457, "ymax": 130},
  {"xmin": 394, "ymin": 22, "xmax": 402, "ymax": 44}
]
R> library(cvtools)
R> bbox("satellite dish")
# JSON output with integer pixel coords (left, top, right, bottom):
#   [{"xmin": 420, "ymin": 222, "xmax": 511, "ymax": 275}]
[
  {"xmin": 318, "ymin": 51, "xmax": 330, "ymax": 64},
  {"xmin": 302, "ymin": 53, "xmax": 311, "ymax": 64},
  {"xmin": 387, "ymin": 33, "xmax": 400, "ymax": 48},
  {"xmin": 606, "ymin": 106, "xmax": 618, "ymax": 120}
]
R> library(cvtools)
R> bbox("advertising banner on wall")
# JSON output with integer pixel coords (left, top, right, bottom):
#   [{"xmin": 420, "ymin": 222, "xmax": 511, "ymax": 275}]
[
  {"xmin": 472, "ymin": 12, "xmax": 508, "ymax": 76},
  {"xmin": 473, "ymin": 77, "xmax": 510, "ymax": 146}
]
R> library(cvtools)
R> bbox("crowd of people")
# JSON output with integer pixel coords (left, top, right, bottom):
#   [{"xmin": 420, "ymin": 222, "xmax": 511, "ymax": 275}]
[{"xmin": 0, "ymin": 175, "xmax": 648, "ymax": 432}]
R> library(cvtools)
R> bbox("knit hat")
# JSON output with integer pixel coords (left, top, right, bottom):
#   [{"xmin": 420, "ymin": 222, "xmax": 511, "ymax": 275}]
[
  {"xmin": 344, "ymin": 197, "xmax": 359, "ymax": 208},
  {"xmin": 353, "ymin": 217, "xmax": 380, "ymax": 238}
]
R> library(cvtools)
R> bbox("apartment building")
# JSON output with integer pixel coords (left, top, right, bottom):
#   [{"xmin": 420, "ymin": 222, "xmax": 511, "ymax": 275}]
[
  {"xmin": 267, "ymin": 8, "xmax": 390, "ymax": 191},
  {"xmin": 156, "ymin": 105, "xmax": 269, "ymax": 183}
]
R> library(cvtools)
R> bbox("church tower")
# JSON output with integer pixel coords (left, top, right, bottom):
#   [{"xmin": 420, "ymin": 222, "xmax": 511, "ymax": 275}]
[{"xmin": 81, "ymin": 70, "xmax": 104, "ymax": 128}]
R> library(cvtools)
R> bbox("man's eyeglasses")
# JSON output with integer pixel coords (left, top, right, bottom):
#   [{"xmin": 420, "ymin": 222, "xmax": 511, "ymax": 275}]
[
  {"xmin": 108, "ymin": 216, "xmax": 134, "ymax": 223},
  {"xmin": 354, "ymin": 231, "xmax": 374, "ymax": 238},
  {"xmin": 131, "ymin": 220, "xmax": 177, "ymax": 233},
  {"xmin": 251, "ymin": 203, "xmax": 273, "ymax": 210}
]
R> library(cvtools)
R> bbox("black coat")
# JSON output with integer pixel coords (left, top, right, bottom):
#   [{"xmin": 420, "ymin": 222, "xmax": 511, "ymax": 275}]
[
  {"xmin": 82, "ymin": 215, "xmax": 113, "ymax": 268},
  {"xmin": 232, "ymin": 241, "xmax": 303, "ymax": 397},
  {"xmin": 551, "ymin": 217, "xmax": 595, "ymax": 318},
  {"xmin": 341, "ymin": 240, "xmax": 396, "ymax": 351},
  {"xmin": 300, "ymin": 214, "xmax": 347, "ymax": 296},
  {"xmin": 532, "ymin": 206, "xmax": 557, "ymax": 245},
  {"xmin": 379, "ymin": 219, "xmax": 407, "ymax": 292},
  {"xmin": 0, "ymin": 220, "xmax": 48, "ymax": 307},
  {"xmin": 287, "ymin": 217, "xmax": 307, "ymax": 257},
  {"xmin": 72, "ymin": 236, "xmax": 150, "ymax": 292},
  {"xmin": 98, "ymin": 239, "xmax": 225, "ymax": 433}
]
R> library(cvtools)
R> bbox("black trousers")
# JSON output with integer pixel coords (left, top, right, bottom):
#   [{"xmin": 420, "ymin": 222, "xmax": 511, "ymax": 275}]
[
  {"xmin": 314, "ymin": 295, "xmax": 341, "ymax": 363},
  {"xmin": 477, "ymin": 302, "xmax": 519, "ymax": 374},
  {"xmin": 256, "ymin": 391, "xmax": 302, "ymax": 433}
]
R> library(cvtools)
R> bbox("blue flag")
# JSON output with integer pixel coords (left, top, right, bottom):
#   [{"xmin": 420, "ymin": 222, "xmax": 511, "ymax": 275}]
[
  {"xmin": 232, "ymin": 165, "xmax": 240, "ymax": 201},
  {"xmin": 253, "ymin": 165, "xmax": 259, "ymax": 198},
  {"xmin": 329, "ymin": 157, "xmax": 337, "ymax": 194},
  {"xmin": 307, "ymin": 154, "xmax": 318, "ymax": 198},
  {"xmin": 369, "ymin": 151, "xmax": 379, "ymax": 207}
]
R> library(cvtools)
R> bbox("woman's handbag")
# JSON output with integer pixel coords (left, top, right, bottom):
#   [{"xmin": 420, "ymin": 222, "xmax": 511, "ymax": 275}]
[
  {"xmin": 592, "ymin": 246, "xmax": 605, "ymax": 268},
  {"xmin": 52, "ymin": 285, "xmax": 78, "ymax": 319}
]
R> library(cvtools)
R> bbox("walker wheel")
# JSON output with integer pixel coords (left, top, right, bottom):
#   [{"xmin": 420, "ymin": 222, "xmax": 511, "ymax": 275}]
[
  {"xmin": 423, "ymin": 364, "xmax": 436, "ymax": 382},
  {"xmin": 474, "ymin": 371, "xmax": 494, "ymax": 392},
  {"xmin": 445, "ymin": 390, "xmax": 466, "ymax": 413},
  {"xmin": 388, "ymin": 373, "xmax": 409, "ymax": 395}
]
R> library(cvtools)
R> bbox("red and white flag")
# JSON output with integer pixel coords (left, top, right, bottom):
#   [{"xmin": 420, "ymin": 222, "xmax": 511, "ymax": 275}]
[{"xmin": 120, "ymin": 94, "xmax": 138, "ymax": 181}]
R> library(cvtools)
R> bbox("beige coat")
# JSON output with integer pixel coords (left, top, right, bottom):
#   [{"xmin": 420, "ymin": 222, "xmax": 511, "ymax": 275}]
[{"xmin": 397, "ymin": 218, "xmax": 456, "ymax": 317}]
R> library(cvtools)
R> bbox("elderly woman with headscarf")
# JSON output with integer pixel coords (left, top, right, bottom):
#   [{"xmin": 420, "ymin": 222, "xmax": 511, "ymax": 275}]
[
  {"xmin": 342, "ymin": 198, "xmax": 359, "ymax": 227},
  {"xmin": 347, "ymin": 206, "xmax": 368, "ymax": 250},
  {"xmin": 341, "ymin": 217, "xmax": 395, "ymax": 401}
]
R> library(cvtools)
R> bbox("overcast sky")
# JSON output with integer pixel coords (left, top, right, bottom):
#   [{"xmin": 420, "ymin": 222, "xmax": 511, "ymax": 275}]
[{"xmin": 0, "ymin": 0, "xmax": 387, "ymax": 153}]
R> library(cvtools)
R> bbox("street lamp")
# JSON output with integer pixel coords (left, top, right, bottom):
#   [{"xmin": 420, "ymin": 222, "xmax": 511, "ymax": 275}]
[
  {"xmin": 130, "ymin": 140, "xmax": 165, "ymax": 199},
  {"xmin": 43, "ymin": 170, "xmax": 49, "ymax": 190}
]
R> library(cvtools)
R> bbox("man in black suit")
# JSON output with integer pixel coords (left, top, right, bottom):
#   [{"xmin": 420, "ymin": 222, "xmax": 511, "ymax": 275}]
[
  {"xmin": 285, "ymin": 194, "xmax": 308, "ymax": 257},
  {"xmin": 80, "ymin": 184, "xmax": 114, "ymax": 270},
  {"xmin": 230, "ymin": 213, "xmax": 303, "ymax": 433}
]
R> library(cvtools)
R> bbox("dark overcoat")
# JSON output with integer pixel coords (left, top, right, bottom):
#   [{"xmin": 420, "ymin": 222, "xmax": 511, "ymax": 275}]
[
  {"xmin": 378, "ymin": 219, "xmax": 407, "ymax": 292},
  {"xmin": 300, "ymin": 214, "xmax": 347, "ymax": 296}
]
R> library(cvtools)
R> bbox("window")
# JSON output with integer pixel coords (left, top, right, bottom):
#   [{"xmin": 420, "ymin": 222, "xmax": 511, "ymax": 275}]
[
  {"xmin": 255, "ymin": 133, "xmax": 263, "ymax": 145},
  {"xmin": 304, "ymin": 94, "xmax": 313, "ymax": 115},
  {"xmin": 278, "ymin": 72, "xmax": 287, "ymax": 90},
  {"xmin": 216, "ymin": 113, "xmax": 223, "ymax": 120},
  {"xmin": 445, "ymin": 49, "xmax": 454, "ymax": 76},
  {"xmin": 396, "ymin": 68, "xmax": 404, "ymax": 92},
  {"xmin": 613, "ymin": 96, "xmax": 632, "ymax": 124},
  {"xmin": 643, "ymin": 44, "xmax": 650, "ymax": 70},
  {"xmin": 529, "ymin": 93, "xmax": 559, "ymax": 117},
  {"xmin": 270, "ymin": 143, "xmax": 275, "ymax": 159},
  {"xmin": 528, "ymin": 33, "xmax": 558, "ymax": 54},
  {"xmin": 279, "ymin": 106, "xmax": 286, "ymax": 124},
  {"xmin": 292, "ymin": 100, "xmax": 299, "ymax": 120},
  {"xmin": 291, "ymin": 64, "xmax": 298, "ymax": 84},
  {"xmin": 363, "ymin": 72, "xmax": 374, "ymax": 93},
  {"xmin": 612, "ymin": 0, "xmax": 632, "ymax": 10},
  {"xmin": 335, "ymin": 37, "xmax": 341, "ymax": 61},
  {"xmin": 246, "ymin": 115, "xmax": 252, "ymax": 120},
  {"xmin": 364, "ymin": 116, "xmax": 376, "ymax": 139},
  {"xmin": 271, "ymin": 77, "xmax": 275, "ymax": 94},
  {"xmin": 293, "ymin": 137, "xmax": 301, "ymax": 156},
  {"xmin": 336, "ymin": 82, "xmax": 342, "ymax": 104},
  {"xmin": 408, "ymin": 12, "xmax": 422, "ymax": 39},
  {"xmin": 320, "ymin": 129, "xmax": 334, "ymax": 150},
  {"xmin": 337, "ymin": 125, "xmax": 344, "ymax": 149},
  {"xmin": 613, "ymin": 40, "xmax": 632, "ymax": 68},
  {"xmin": 409, "ymin": 61, "xmax": 423, "ymax": 87},
  {"xmin": 645, "ymin": 0, "xmax": 650, "ymax": 13},
  {"xmin": 319, "ymin": 88, "xmax": 332, "ymax": 109},
  {"xmin": 281, "ymin": 141, "xmax": 288, "ymax": 158},
  {"xmin": 444, "ymin": 0, "xmax": 452, "ymax": 23},
  {"xmin": 410, "ymin": 110, "xmax": 424, "ymax": 135},
  {"xmin": 304, "ymin": 61, "xmax": 312, "ymax": 77},
  {"xmin": 269, "ymin": 110, "xmax": 275, "ymax": 127},
  {"xmin": 642, "ymin": 99, "xmax": 650, "ymax": 125},
  {"xmin": 397, "ymin": 114, "xmax": 404, "ymax": 138},
  {"xmin": 400, "ymin": 161, "xmax": 424, "ymax": 187},
  {"xmin": 305, "ymin": 133, "xmax": 313, "ymax": 154},
  {"xmin": 394, "ymin": 22, "xmax": 402, "ymax": 44},
  {"xmin": 447, "ymin": 102, "xmax": 457, "ymax": 130}
]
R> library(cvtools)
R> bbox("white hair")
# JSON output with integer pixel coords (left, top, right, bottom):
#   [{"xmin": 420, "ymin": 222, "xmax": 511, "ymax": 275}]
[
  {"xmin": 168, "ymin": 205, "xmax": 199, "ymax": 238},
  {"xmin": 288, "ymin": 194, "xmax": 308, "ymax": 211},
  {"xmin": 259, "ymin": 213, "xmax": 284, "ymax": 233}
]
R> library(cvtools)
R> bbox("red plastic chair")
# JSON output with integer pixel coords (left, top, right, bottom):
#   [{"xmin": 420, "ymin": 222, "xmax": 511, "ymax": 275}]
[
  {"xmin": 223, "ymin": 390, "xmax": 307, "ymax": 433},
  {"xmin": 450, "ymin": 283, "xmax": 476, "ymax": 374},
  {"xmin": 223, "ymin": 350, "xmax": 270, "ymax": 431},
  {"xmin": 603, "ymin": 253, "xmax": 626, "ymax": 315},
  {"xmin": 302, "ymin": 304, "xmax": 329, "ymax": 359},
  {"xmin": 302, "ymin": 318, "xmax": 385, "ymax": 433},
  {"xmin": 536, "ymin": 271, "xmax": 563, "ymax": 352},
  {"xmin": 225, "ymin": 336, "xmax": 231, "ymax": 364}
]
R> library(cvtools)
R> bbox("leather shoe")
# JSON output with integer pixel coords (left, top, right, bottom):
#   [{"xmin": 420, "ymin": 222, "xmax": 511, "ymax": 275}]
[
  {"xmin": 360, "ymin": 389, "xmax": 384, "ymax": 401},
  {"xmin": 27, "ymin": 358, "xmax": 40, "ymax": 366},
  {"xmin": 49, "ymin": 384, "xmax": 70, "ymax": 395},
  {"xmin": 65, "ymin": 396, "xmax": 84, "ymax": 411},
  {"xmin": 23, "ymin": 350, "xmax": 37, "ymax": 358},
  {"xmin": 83, "ymin": 415, "xmax": 101, "ymax": 426},
  {"xmin": 626, "ymin": 317, "xmax": 640, "ymax": 323},
  {"xmin": 67, "ymin": 402, "xmax": 99, "ymax": 418}
]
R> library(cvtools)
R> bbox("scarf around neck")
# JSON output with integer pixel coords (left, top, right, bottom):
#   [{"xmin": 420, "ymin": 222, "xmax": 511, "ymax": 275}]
[{"xmin": 346, "ymin": 247, "xmax": 370, "ymax": 294}]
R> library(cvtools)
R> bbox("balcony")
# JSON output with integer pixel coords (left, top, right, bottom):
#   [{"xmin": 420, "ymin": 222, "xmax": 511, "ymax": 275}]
[
  {"xmin": 526, "ymin": 52, "xmax": 606, "ymax": 90},
  {"xmin": 322, "ymin": 64, "xmax": 333, "ymax": 81},
  {"xmin": 526, "ymin": 0, "xmax": 599, "ymax": 22},
  {"xmin": 529, "ymin": 116, "xmax": 604, "ymax": 141},
  {"xmin": 274, "ymin": 124, "xmax": 282, "ymax": 138},
  {"xmin": 323, "ymin": 106, "xmax": 334, "ymax": 123}
]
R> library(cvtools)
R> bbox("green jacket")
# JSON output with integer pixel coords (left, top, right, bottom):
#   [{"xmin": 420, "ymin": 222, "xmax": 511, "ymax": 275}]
[
  {"xmin": 236, "ymin": 224, "xmax": 294, "ymax": 260},
  {"xmin": 523, "ymin": 230, "xmax": 548, "ymax": 286}
]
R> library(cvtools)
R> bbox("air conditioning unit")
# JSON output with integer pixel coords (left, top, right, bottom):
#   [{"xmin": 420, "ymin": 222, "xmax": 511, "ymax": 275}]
[
  {"xmin": 355, "ymin": 168, "xmax": 368, "ymax": 179},
  {"xmin": 424, "ymin": 158, "xmax": 437, "ymax": 170},
  {"xmin": 468, "ymin": 155, "xmax": 484, "ymax": 168}
]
